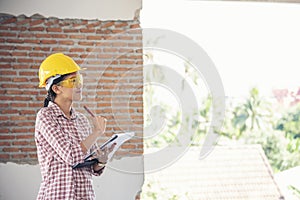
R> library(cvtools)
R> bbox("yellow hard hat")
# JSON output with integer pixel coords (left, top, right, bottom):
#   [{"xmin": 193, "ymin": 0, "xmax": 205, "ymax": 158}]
[{"xmin": 38, "ymin": 53, "xmax": 81, "ymax": 87}]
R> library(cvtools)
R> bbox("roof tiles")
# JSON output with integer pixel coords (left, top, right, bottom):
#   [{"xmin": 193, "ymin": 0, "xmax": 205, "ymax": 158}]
[{"xmin": 145, "ymin": 145, "xmax": 284, "ymax": 200}]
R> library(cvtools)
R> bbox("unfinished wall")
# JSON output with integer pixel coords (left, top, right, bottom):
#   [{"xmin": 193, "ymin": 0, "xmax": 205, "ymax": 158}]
[
  {"xmin": 0, "ymin": 15, "xmax": 143, "ymax": 162},
  {"xmin": 0, "ymin": 15, "xmax": 144, "ymax": 199}
]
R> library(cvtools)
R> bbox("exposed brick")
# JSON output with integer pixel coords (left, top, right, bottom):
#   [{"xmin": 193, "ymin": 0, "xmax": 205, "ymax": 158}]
[
  {"xmin": 0, "ymin": 103, "xmax": 10, "ymax": 108},
  {"xmin": 29, "ymin": 78, "xmax": 39, "ymax": 83},
  {"xmin": 120, "ymin": 60, "xmax": 135, "ymax": 65},
  {"xmin": 87, "ymin": 35, "xmax": 103, "ymax": 40},
  {"xmin": 0, "ymin": 95, "xmax": 14, "ymax": 101},
  {"xmin": 112, "ymin": 42, "xmax": 127, "ymax": 47},
  {"xmin": 63, "ymin": 29, "xmax": 79, "ymax": 33},
  {"xmin": 35, "ymin": 33, "xmax": 52, "ymax": 38},
  {"xmin": 16, "ymin": 18, "xmax": 30, "ymax": 25},
  {"xmin": 1, "ymin": 109, "xmax": 19, "ymax": 115},
  {"xmin": 11, "ymin": 154, "xmax": 27, "ymax": 159},
  {"xmin": 70, "ymin": 35, "xmax": 86, "ymax": 39},
  {"xmin": 12, "ymin": 141, "xmax": 29, "ymax": 146},
  {"xmin": 21, "ymin": 148, "xmax": 37, "ymax": 152},
  {"xmin": 0, "ymin": 26, "xmax": 9, "ymax": 30},
  {"xmin": 28, "ymin": 27, "xmax": 45, "ymax": 31},
  {"xmin": 118, "ymin": 36, "xmax": 134, "ymax": 40},
  {"xmin": 86, "ymin": 21, "xmax": 101, "ymax": 28},
  {"xmin": 1, "ymin": 17, "xmax": 17, "ymax": 24},
  {"xmin": 17, "ymin": 33, "xmax": 33, "ymax": 38},
  {"xmin": 58, "ymin": 40, "xmax": 74, "ymax": 45},
  {"xmin": 19, "ymin": 71, "xmax": 37, "ymax": 76},
  {"xmin": 51, "ymin": 34, "xmax": 67, "ymax": 39},
  {"xmin": 96, "ymin": 30, "xmax": 111, "ymax": 35},
  {"xmin": 10, "ymin": 27, "xmax": 27, "ymax": 32},
  {"xmin": 52, "ymin": 47, "xmax": 68, "ymax": 52},
  {"xmin": 28, "ymin": 102, "xmax": 41, "ymax": 107},
  {"xmin": 130, "ymin": 24, "xmax": 140, "ymax": 29},
  {"xmin": 80, "ymin": 28, "xmax": 96, "ymax": 33},
  {"xmin": 21, "ymin": 84, "xmax": 37, "ymax": 89},
  {"xmin": 0, "ymin": 135, "xmax": 15, "ymax": 140},
  {"xmin": 0, "ymin": 70, "xmax": 17, "ymax": 75},
  {"xmin": 19, "ymin": 110, "xmax": 36, "ymax": 115},
  {"xmin": 6, "ymin": 38, "xmax": 24, "ymax": 44},
  {"xmin": 16, "ymin": 121, "xmax": 35, "ymax": 126},
  {"xmin": 5, "ymin": 90, "xmax": 21, "ymax": 95},
  {"xmin": 0, "ymin": 32, "xmax": 17, "ymax": 37},
  {"xmin": 103, "ymin": 48, "xmax": 118, "ymax": 53},
  {"xmin": 29, "ymin": 154, "xmax": 38, "ymax": 159},
  {"xmin": 0, "ymin": 126, "xmax": 10, "ymax": 134},
  {"xmin": 15, "ymin": 134, "xmax": 34, "ymax": 139},
  {"xmin": 70, "ymin": 48, "xmax": 85, "ymax": 52},
  {"xmin": 112, "ymin": 29, "xmax": 125, "ymax": 34},
  {"xmin": 3, "ymin": 148, "xmax": 20, "ymax": 152},
  {"xmin": 46, "ymin": 27, "xmax": 62, "ymax": 32},
  {"xmin": 0, "ymin": 154, "xmax": 10, "ymax": 159},
  {"xmin": 0, "ymin": 52, "xmax": 10, "ymax": 57},
  {"xmin": 0, "ymin": 16, "xmax": 143, "ymax": 165},
  {"xmin": 17, "ymin": 58, "xmax": 34, "ymax": 63},
  {"xmin": 33, "ymin": 47, "xmax": 51, "ymax": 51},
  {"xmin": 28, "ymin": 52, "xmax": 46, "ymax": 57},
  {"xmin": 41, "ymin": 39, "xmax": 57, "ymax": 44},
  {"xmin": 11, "ymin": 52, "xmax": 28, "ymax": 57},
  {"xmin": 115, "ymin": 22, "xmax": 128, "ymax": 28},
  {"xmin": 0, "ymin": 45, "xmax": 14, "ymax": 50},
  {"xmin": 128, "ymin": 42, "xmax": 142, "ymax": 47},
  {"xmin": 44, "ymin": 19, "xmax": 59, "ymax": 26},
  {"xmin": 24, "ymin": 39, "xmax": 41, "ymax": 45},
  {"xmin": 102, "ymin": 21, "xmax": 115, "ymax": 28},
  {"xmin": 30, "ymin": 19, "xmax": 44, "ymax": 26},
  {"xmin": 13, "ymin": 77, "xmax": 28, "ymax": 82},
  {"xmin": 14, "ymin": 96, "xmax": 33, "ymax": 101},
  {"xmin": 78, "ymin": 41, "xmax": 94, "ymax": 46}
]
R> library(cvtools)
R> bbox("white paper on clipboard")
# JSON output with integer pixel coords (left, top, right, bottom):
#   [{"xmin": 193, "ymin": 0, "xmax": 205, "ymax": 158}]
[{"xmin": 106, "ymin": 132, "xmax": 135, "ymax": 160}]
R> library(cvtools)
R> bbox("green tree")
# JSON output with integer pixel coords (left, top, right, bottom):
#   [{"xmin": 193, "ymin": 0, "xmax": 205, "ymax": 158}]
[
  {"xmin": 220, "ymin": 87, "xmax": 300, "ymax": 172},
  {"xmin": 242, "ymin": 129, "xmax": 300, "ymax": 172},
  {"xmin": 191, "ymin": 96, "xmax": 212, "ymax": 145},
  {"xmin": 275, "ymin": 104, "xmax": 300, "ymax": 153},
  {"xmin": 226, "ymin": 87, "xmax": 272, "ymax": 139}
]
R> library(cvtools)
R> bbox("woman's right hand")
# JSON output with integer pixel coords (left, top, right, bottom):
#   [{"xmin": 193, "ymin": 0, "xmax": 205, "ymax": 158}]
[{"xmin": 92, "ymin": 116, "xmax": 107, "ymax": 135}]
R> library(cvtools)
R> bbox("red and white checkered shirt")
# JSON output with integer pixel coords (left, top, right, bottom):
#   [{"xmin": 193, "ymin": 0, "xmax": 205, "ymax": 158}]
[{"xmin": 35, "ymin": 102, "xmax": 101, "ymax": 200}]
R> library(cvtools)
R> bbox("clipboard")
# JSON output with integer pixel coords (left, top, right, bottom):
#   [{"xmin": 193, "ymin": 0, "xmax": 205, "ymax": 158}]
[{"xmin": 72, "ymin": 132, "xmax": 134, "ymax": 169}]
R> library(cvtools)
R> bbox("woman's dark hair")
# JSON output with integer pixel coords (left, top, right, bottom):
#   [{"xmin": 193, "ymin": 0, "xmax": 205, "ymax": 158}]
[{"xmin": 43, "ymin": 74, "xmax": 68, "ymax": 107}]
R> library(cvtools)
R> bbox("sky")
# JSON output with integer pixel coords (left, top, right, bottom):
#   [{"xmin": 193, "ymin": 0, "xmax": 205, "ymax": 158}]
[{"xmin": 140, "ymin": 0, "xmax": 300, "ymax": 97}]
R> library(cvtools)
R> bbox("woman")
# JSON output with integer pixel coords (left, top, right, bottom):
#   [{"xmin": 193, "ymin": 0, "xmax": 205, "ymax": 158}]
[{"xmin": 35, "ymin": 53, "xmax": 109, "ymax": 199}]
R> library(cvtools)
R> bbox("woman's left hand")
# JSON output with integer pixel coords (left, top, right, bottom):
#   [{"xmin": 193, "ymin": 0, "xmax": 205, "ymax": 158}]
[
  {"xmin": 93, "ymin": 143, "xmax": 116, "ymax": 172},
  {"xmin": 94, "ymin": 143, "xmax": 116, "ymax": 164}
]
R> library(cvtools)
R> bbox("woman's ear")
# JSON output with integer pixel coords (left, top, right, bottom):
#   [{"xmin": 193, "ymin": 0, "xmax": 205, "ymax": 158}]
[{"xmin": 51, "ymin": 84, "xmax": 61, "ymax": 95}]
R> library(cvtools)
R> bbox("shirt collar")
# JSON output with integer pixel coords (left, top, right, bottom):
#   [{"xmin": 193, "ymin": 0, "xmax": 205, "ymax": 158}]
[{"xmin": 48, "ymin": 101, "xmax": 77, "ymax": 120}]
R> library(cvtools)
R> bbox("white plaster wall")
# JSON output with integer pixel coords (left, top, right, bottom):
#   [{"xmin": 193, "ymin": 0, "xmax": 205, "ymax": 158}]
[
  {"xmin": 0, "ymin": 0, "xmax": 142, "ymax": 20},
  {"xmin": 0, "ymin": 157, "xmax": 144, "ymax": 200}
]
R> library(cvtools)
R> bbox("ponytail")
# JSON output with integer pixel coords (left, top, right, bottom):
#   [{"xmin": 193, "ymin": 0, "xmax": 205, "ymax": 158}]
[
  {"xmin": 44, "ymin": 93, "xmax": 51, "ymax": 107},
  {"xmin": 43, "ymin": 89, "xmax": 56, "ymax": 107}
]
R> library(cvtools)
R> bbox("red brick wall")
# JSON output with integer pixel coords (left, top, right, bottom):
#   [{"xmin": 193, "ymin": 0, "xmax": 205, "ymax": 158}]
[{"xmin": 0, "ymin": 15, "xmax": 143, "ymax": 164}]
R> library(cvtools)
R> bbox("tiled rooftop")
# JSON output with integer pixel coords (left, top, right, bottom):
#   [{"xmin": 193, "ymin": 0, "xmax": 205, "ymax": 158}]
[{"xmin": 145, "ymin": 145, "xmax": 284, "ymax": 200}]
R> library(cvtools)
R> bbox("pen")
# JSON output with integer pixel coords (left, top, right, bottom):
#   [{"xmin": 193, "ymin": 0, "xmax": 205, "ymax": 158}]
[{"xmin": 83, "ymin": 105, "xmax": 95, "ymax": 117}]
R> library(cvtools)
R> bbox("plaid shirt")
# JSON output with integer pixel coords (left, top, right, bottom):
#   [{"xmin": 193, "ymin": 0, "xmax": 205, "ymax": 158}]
[{"xmin": 35, "ymin": 102, "xmax": 101, "ymax": 200}]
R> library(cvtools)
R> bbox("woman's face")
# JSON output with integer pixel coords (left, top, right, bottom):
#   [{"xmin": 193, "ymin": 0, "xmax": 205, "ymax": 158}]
[{"xmin": 56, "ymin": 72, "xmax": 83, "ymax": 102}]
